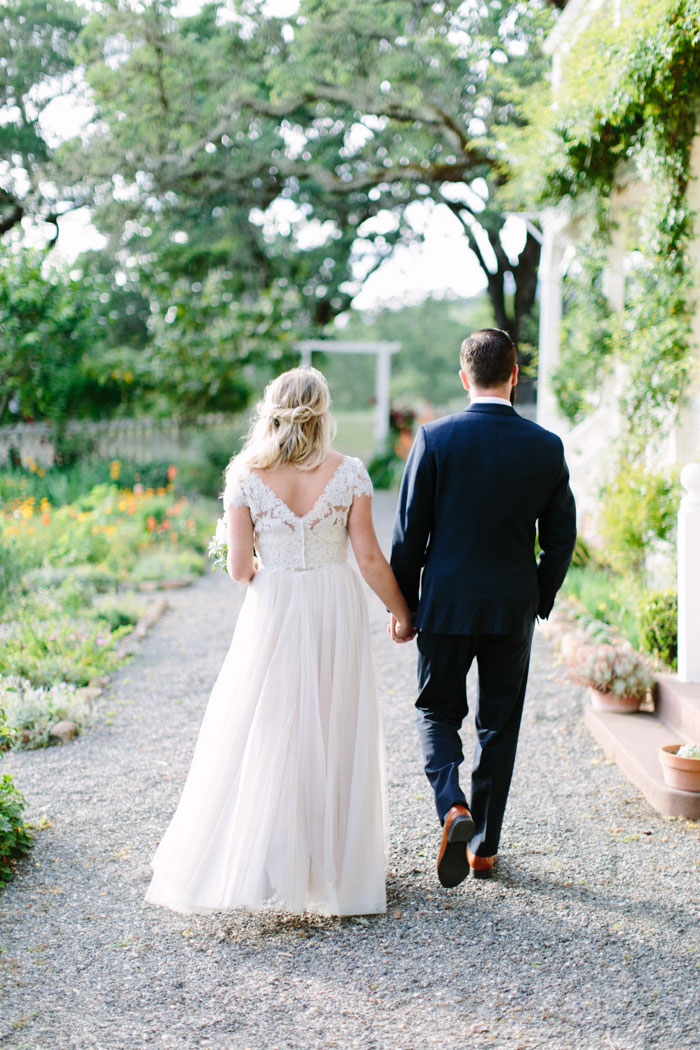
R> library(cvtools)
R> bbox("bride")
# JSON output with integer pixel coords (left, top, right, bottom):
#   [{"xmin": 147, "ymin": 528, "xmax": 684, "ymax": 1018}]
[{"xmin": 144, "ymin": 367, "xmax": 414, "ymax": 916}]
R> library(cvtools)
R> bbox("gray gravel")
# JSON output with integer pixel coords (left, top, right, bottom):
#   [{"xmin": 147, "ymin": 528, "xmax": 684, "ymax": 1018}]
[{"xmin": 1, "ymin": 490, "xmax": 699, "ymax": 1050}]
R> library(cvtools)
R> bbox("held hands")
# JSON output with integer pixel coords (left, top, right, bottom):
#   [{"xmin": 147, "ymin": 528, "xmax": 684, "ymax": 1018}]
[{"xmin": 388, "ymin": 614, "xmax": 417, "ymax": 644}]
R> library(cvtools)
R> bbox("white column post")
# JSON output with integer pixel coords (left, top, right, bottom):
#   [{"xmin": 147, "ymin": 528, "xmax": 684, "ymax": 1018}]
[
  {"xmin": 536, "ymin": 220, "xmax": 565, "ymax": 432},
  {"xmin": 299, "ymin": 345, "xmax": 313, "ymax": 369},
  {"xmin": 678, "ymin": 462, "xmax": 700, "ymax": 683},
  {"xmin": 374, "ymin": 347, "xmax": 392, "ymax": 451}
]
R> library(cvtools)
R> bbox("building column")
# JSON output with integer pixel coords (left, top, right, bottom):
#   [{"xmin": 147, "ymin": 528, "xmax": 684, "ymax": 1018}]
[
  {"xmin": 678, "ymin": 462, "xmax": 700, "ymax": 683},
  {"xmin": 299, "ymin": 345, "xmax": 313, "ymax": 369},
  {"xmin": 374, "ymin": 346, "xmax": 392, "ymax": 451},
  {"xmin": 536, "ymin": 216, "xmax": 566, "ymax": 433}
]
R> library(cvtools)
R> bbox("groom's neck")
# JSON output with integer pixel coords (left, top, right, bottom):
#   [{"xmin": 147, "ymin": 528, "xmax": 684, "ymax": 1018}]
[{"xmin": 469, "ymin": 385, "xmax": 512, "ymax": 401}]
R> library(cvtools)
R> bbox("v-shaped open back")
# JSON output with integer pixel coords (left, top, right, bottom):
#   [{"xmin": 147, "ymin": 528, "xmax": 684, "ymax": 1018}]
[
  {"xmin": 223, "ymin": 455, "xmax": 373, "ymax": 573},
  {"xmin": 249, "ymin": 457, "xmax": 346, "ymax": 522}
]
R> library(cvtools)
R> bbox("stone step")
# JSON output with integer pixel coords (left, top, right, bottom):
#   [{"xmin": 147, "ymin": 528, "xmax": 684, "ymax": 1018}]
[
  {"xmin": 654, "ymin": 673, "xmax": 700, "ymax": 743},
  {"xmin": 584, "ymin": 706, "xmax": 700, "ymax": 820}
]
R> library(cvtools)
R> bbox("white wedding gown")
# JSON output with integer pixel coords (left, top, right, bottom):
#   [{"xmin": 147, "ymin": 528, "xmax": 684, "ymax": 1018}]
[{"xmin": 144, "ymin": 455, "xmax": 387, "ymax": 916}]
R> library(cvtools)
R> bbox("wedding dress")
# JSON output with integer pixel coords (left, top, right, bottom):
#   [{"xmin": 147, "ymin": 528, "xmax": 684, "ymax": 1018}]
[{"xmin": 144, "ymin": 455, "xmax": 387, "ymax": 916}]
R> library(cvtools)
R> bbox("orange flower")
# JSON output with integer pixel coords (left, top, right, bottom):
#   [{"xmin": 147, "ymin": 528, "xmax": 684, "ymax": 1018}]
[
  {"xmin": 395, "ymin": 429, "xmax": 414, "ymax": 460},
  {"xmin": 146, "ymin": 515, "xmax": 157, "ymax": 531},
  {"xmin": 161, "ymin": 519, "xmax": 170, "ymax": 530},
  {"xmin": 41, "ymin": 512, "xmax": 50, "ymax": 526},
  {"xmin": 167, "ymin": 464, "xmax": 178, "ymax": 481}
]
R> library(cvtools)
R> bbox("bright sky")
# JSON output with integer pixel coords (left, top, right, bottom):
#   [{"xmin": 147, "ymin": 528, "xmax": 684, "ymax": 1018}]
[{"xmin": 27, "ymin": 0, "xmax": 528, "ymax": 312}]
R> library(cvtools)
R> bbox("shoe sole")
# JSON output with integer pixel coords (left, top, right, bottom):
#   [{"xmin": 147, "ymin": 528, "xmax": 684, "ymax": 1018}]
[{"xmin": 437, "ymin": 814, "xmax": 476, "ymax": 888}]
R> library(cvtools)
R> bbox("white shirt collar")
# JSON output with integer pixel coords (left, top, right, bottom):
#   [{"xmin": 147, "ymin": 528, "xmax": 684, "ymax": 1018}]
[{"xmin": 469, "ymin": 396, "xmax": 512, "ymax": 407}]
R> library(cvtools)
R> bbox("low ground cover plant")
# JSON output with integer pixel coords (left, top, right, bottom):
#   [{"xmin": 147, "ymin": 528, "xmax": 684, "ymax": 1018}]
[
  {"xmin": 0, "ymin": 455, "xmax": 225, "ymax": 887},
  {"xmin": 0, "ymin": 463, "xmax": 214, "ymax": 750}
]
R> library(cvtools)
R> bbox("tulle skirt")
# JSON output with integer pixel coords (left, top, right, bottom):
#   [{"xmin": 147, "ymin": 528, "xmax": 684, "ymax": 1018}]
[{"xmin": 144, "ymin": 562, "xmax": 387, "ymax": 916}]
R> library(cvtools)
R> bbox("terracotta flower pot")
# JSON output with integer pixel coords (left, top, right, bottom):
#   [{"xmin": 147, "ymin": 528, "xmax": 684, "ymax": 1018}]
[
  {"xmin": 588, "ymin": 687, "xmax": 641, "ymax": 714},
  {"xmin": 659, "ymin": 745, "xmax": 700, "ymax": 792}
]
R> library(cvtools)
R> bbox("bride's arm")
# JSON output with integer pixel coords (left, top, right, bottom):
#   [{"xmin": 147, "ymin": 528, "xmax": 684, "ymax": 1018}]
[
  {"xmin": 226, "ymin": 505, "xmax": 257, "ymax": 584},
  {"xmin": 348, "ymin": 495, "xmax": 415, "ymax": 641}
]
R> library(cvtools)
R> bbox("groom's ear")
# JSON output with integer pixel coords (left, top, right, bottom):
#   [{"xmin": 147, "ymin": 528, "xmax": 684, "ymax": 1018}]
[{"xmin": 459, "ymin": 369, "xmax": 470, "ymax": 392}]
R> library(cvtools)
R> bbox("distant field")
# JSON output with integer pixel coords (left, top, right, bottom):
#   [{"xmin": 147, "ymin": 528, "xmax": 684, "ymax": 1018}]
[{"xmin": 333, "ymin": 411, "xmax": 375, "ymax": 461}]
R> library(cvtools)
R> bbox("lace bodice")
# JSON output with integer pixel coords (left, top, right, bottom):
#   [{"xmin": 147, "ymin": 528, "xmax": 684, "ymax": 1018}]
[{"xmin": 222, "ymin": 456, "xmax": 373, "ymax": 572}]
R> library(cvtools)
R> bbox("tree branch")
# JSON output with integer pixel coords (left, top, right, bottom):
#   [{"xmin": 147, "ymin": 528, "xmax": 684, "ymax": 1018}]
[{"xmin": 166, "ymin": 87, "xmax": 484, "ymax": 174}]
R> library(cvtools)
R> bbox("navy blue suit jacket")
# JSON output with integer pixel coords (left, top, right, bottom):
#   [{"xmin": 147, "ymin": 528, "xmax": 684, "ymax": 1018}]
[{"xmin": 390, "ymin": 403, "xmax": 577, "ymax": 635}]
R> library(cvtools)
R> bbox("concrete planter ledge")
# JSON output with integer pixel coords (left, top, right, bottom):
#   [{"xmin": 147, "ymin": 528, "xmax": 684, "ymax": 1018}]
[{"xmin": 584, "ymin": 676, "xmax": 700, "ymax": 820}]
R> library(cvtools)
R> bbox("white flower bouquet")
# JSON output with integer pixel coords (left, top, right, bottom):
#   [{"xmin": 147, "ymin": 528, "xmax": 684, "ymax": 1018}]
[{"xmin": 207, "ymin": 517, "xmax": 228, "ymax": 573}]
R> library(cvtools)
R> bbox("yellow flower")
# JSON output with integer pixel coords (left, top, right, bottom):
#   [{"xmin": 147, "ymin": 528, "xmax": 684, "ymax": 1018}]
[{"xmin": 110, "ymin": 459, "xmax": 122, "ymax": 481}]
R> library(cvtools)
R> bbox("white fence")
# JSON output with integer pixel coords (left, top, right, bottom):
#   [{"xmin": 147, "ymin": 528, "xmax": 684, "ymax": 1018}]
[{"xmin": 0, "ymin": 413, "xmax": 239, "ymax": 468}]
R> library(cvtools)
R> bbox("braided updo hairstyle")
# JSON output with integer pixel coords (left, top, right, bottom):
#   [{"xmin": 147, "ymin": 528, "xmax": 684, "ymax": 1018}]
[{"xmin": 225, "ymin": 367, "xmax": 335, "ymax": 486}]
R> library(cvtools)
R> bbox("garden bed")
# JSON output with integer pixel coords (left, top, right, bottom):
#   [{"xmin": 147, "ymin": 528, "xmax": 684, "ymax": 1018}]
[{"xmin": 0, "ymin": 462, "xmax": 215, "ymax": 750}]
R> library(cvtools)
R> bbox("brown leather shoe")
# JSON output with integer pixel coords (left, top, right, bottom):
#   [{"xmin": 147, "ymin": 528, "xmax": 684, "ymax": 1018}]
[
  {"xmin": 467, "ymin": 847, "xmax": 498, "ymax": 879},
  {"xmin": 437, "ymin": 804, "xmax": 476, "ymax": 888}
]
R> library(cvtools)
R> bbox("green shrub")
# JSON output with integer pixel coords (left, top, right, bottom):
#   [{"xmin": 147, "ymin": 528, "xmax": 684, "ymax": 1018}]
[
  {"xmin": 22, "ymin": 564, "xmax": 121, "ymax": 594},
  {"xmin": 599, "ymin": 461, "xmax": 680, "ymax": 580},
  {"xmin": 0, "ymin": 676, "xmax": 94, "ymax": 750},
  {"xmin": 0, "ymin": 773, "xmax": 33, "ymax": 886},
  {"xmin": 92, "ymin": 592, "xmax": 148, "ymax": 630},
  {"xmin": 638, "ymin": 590, "xmax": 678, "ymax": 670},
  {"xmin": 367, "ymin": 450, "xmax": 405, "ymax": 490},
  {"xmin": 0, "ymin": 533, "xmax": 22, "ymax": 613},
  {"xmin": 563, "ymin": 564, "xmax": 643, "ymax": 649},
  {"xmin": 176, "ymin": 424, "xmax": 247, "ymax": 499},
  {"xmin": 0, "ymin": 615, "xmax": 131, "ymax": 687},
  {"xmin": 129, "ymin": 548, "xmax": 205, "ymax": 584},
  {"xmin": 570, "ymin": 534, "xmax": 594, "ymax": 568}
]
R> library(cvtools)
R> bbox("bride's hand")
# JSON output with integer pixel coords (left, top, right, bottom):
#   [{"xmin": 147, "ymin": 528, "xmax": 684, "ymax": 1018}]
[{"xmin": 388, "ymin": 614, "xmax": 416, "ymax": 643}]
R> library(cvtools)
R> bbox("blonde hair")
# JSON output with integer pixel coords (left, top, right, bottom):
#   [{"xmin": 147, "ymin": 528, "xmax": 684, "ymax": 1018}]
[{"xmin": 224, "ymin": 367, "xmax": 335, "ymax": 487}]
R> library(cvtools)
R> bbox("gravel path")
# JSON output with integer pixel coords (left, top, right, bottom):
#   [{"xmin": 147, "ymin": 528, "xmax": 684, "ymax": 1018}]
[{"xmin": 1, "ymin": 491, "xmax": 699, "ymax": 1050}]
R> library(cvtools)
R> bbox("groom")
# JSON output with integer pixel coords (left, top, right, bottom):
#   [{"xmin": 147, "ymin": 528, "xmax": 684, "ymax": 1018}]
[{"xmin": 390, "ymin": 328, "xmax": 577, "ymax": 886}]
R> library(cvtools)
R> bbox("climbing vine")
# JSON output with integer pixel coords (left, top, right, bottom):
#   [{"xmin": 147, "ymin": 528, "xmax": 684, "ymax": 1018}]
[
  {"xmin": 546, "ymin": 0, "xmax": 700, "ymax": 451},
  {"xmin": 553, "ymin": 231, "xmax": 616, "ymax": 424}
]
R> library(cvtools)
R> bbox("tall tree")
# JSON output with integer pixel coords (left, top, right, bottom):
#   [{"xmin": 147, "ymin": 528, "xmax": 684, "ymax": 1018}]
[
  {"xmin": 0, "ymin": 0, "xmax": 85, "ymax": 239},
  {"xmin": 62, "ymin": 0, "xmax": 554, "ymax": 361}
]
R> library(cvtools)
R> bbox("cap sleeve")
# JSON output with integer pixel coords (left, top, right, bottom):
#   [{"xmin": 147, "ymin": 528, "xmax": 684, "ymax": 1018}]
[
  {"xmin": 222, "ymin": 470, "xmax": 249, "ymax": 511},
  {"xmin": 352, "ymin": 458, "xmax": 373, "ymax": 499}
]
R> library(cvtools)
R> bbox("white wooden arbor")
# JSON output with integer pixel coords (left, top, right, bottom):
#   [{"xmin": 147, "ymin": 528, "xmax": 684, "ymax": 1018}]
[{"xmin": 295, "ymin": 340, "xmax": 401, "ymax": 452}]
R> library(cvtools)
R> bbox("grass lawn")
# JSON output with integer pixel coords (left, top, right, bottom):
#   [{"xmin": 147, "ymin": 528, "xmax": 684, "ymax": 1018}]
[{"xmin": 333, "ymin": 411, "xmax": 375, "ymax": 461}]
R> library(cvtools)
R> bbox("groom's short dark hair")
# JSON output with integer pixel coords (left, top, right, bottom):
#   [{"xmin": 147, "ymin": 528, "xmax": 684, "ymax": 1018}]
[{"xmin": 460, "ymin": 329, "xmax": 516, "ymax": 388}]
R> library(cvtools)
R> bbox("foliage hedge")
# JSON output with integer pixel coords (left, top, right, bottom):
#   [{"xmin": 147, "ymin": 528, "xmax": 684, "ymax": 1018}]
[{"xmin": 0, "ymin": 773, "xmax": 33, "ymax": 888}]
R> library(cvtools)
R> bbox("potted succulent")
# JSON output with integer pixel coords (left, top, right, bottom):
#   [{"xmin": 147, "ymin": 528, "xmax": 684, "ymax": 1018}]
[
  {"xmin": 567, "ymin": 642, "xmax": 655, "ymax": 713},
  {"xmin": 659, "ymin": 744, "xmax": 700, "ymax": 792}
]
